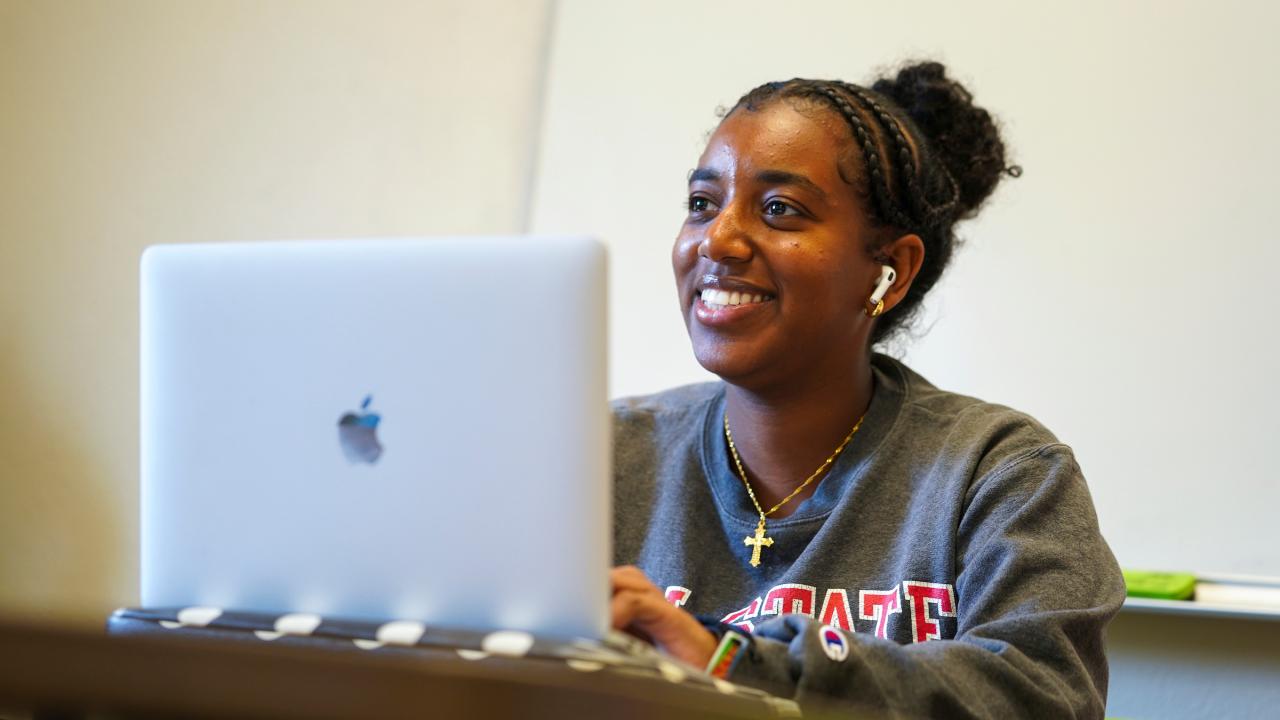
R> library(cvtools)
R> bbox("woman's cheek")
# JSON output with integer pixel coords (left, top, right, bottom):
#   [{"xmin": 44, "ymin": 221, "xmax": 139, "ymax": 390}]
[{"xmin": 671, "ymin": 232, "xmax": 699, "ymax": 275}]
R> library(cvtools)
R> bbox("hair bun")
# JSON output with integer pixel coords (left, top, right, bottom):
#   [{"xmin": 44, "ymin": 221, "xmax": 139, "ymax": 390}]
[{"xmin": 871, "ymin": 61, "xmax": 1011, "ymax": 218}]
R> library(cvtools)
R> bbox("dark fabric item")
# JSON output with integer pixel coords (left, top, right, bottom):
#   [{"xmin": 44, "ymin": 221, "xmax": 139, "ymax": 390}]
[
  {"xmin": 104, "ymin": 607, "xmax": 800, "ymax": 715},
  {"xmin": 109, "ymin": 607, "xmax": 485, "ymax": 653},
  {"xmin": 612, "ymin": 353, "xmax": 1125, "ymax": 719}
]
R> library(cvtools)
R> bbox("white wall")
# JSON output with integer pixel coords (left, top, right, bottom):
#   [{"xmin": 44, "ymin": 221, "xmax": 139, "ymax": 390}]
[
  {"xmin": 0, "ymin": 0, "xmax": 551, "ymax": 626},
  {"xmin": 530, "ymin": 0, "xmax": 1280, "ymax": 579},
  {"xmin": 533, "ymin": 4, "xmax": 1280, "ymax": 716}
]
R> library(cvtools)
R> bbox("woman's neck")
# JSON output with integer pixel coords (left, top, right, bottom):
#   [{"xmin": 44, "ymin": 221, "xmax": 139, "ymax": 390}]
[{"xmin": 723, "ymin": 353, "xmax": 875, "ymax": 519}]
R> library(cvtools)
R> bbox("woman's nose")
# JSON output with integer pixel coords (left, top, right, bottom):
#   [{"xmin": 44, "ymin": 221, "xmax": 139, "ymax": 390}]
[{"xmin": 698, "ymin": 204, "xmax": 754, "ymax": 264}]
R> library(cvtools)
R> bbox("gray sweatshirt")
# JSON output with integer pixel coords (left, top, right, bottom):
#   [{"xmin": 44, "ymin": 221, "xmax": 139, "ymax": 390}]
[{"xmin": 612, "ymin": 354, "xmax": 1125, "ymax": 719}]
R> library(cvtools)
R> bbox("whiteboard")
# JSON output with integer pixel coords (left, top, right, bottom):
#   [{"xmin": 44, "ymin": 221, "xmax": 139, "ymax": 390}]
[{"xmin": 530, "ymin": 0, "xmax": 1280, "ymax": 577}]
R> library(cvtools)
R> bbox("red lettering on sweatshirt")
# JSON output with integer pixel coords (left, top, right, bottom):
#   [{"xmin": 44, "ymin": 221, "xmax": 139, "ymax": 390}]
[
  {"xmin": 662, "ymin": 578, "xmax": 957, "ymax": 642},
  {"xmin": 664, "ymin": 586, "xmax": 691, "ymax": 608},
  {"xmin": 761, "ymin": 583, "xmax": 817, "ymax": 617},
  {"xmin": 721, "ymin": 597, "xmax": 762, "ymax": 632},
  {"xmin": 818, "ymin": 588, "xmax": 854, "ymax": 631},
  {"xmin": 903, "ymin": 580, "xmax": 957, "ymax": 643},
  {"xmin": 859, "ymin": 588, "xmax": 903, "ymax": 639}
]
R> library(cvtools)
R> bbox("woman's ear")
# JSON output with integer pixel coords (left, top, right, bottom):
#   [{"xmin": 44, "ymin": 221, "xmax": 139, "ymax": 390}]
[{"xmin": 875, "ymin": 233, "xmax": 925, "ymax": 314}]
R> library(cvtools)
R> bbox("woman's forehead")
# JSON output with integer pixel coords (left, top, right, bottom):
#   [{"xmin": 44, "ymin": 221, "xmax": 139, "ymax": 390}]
[{"xmin": 696, "ymin": 101, "xmax": 850, "ymax": 184}]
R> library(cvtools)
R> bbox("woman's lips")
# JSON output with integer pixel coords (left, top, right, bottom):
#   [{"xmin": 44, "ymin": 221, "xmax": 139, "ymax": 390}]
[
  {"xmin": 695, "ymin": 275, "xmax": 773, "ymax": 299},
  {"xmin": 693, "ymin": 292, "xmax": 774, "ymax": 327}
]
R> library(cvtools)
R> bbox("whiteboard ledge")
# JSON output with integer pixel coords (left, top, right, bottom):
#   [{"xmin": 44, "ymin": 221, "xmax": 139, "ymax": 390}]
[{"xmin": 1122, "ymin": 596, "xmax": 1280, "ymax": 622}]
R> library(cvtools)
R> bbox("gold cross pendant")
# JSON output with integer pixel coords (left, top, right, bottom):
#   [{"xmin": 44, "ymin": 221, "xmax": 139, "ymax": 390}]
[{"xmin": 743, "ymin": 519, "xmax": 774, "ymax": 568}]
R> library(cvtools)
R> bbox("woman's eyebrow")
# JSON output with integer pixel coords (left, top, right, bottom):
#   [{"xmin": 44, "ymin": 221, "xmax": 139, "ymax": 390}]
[
  {"xmin": 755, "ymin": 169, "xmax": 827, "ymax": 200},
  {"xmin": 688, "ymin": 167, "xmax": 826, "ymax": 201},
  {"xmin": 688, "ymin": 167, "xmax": 720, "ymax": 184}
]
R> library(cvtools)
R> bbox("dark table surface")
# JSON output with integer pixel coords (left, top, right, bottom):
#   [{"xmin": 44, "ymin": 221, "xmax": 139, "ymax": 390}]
[{"xmin": 0, "ymin": 617, "xmax": 781, "ymax": 719}]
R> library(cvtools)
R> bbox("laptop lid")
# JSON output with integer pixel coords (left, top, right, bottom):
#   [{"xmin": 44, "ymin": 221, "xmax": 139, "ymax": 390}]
[{"xmin": 140, "ymin": 237, "xmax": 609, "ymax": 640}]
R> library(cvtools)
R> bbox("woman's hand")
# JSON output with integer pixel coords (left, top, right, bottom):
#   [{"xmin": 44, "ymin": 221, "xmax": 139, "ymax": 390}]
[{"xmin": 610, "ymin": 565, "xmax": 718, "ymax": 668}]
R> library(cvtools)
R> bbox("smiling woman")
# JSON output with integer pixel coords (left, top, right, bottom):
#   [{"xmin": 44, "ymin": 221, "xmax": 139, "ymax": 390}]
[{"xmin": 609, "ymin": 62, "xmax": 1124, "ymax": 719}]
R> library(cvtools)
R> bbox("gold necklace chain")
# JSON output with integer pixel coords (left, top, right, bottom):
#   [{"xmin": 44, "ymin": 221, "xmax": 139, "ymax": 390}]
[{"xmin": 724, "ymin": 412, "xmax": 865, "ymax": 567}]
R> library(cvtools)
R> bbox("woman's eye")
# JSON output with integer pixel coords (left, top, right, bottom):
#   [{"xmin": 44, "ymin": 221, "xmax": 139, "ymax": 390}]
[
  {"xmin": 687, "ymin": 196, "xmax": 713, "ymax": 213},
  {"xmin": 764, "ymin": 199, "xmax": 800, "ymax": 217}
]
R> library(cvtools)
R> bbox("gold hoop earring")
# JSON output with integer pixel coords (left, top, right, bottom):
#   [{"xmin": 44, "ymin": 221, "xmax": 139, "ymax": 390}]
[{"xmin": 866, "ymin": 299, "xmax": 885, "ymax": 318}]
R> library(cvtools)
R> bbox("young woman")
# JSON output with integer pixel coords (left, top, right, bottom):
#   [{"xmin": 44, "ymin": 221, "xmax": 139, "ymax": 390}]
[{"xmin": 608, "ymin": 62, "xmax": 1125, "ymax": 718}]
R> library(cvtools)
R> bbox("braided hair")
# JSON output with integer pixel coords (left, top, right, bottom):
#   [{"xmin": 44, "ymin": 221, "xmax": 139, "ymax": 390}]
[{"xmin": 725, "ymin": 61, "xmax": 1017, "ymax": 345}]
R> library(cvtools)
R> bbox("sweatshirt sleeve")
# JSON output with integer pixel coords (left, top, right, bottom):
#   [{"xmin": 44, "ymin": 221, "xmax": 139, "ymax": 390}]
[{"xmin": 722, "ymin": 445, "xmax": 1126, "ymax": 719}]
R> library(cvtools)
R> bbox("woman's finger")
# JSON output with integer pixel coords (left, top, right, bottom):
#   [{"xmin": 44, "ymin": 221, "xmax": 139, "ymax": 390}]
[{"xmin": 610, "ymin": 565, "xmax": 659, "ymax": 594}]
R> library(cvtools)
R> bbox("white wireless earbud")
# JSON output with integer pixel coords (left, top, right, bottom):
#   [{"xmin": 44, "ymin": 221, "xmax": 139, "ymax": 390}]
[{"xmin": 869, "ymin": 265, "xmax": 897, "ymax": 305}]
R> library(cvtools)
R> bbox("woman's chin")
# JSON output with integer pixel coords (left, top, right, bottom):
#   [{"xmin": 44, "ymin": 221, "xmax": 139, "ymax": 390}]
[{"xmin": 690, "ymin": 342, "xmax": 774, "ymax": 386}]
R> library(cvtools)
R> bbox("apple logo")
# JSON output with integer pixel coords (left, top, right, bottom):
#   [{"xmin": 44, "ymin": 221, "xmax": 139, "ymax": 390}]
[{"xmin": 338, "ymin": 394, "xmax": 383, "ymax": 464}]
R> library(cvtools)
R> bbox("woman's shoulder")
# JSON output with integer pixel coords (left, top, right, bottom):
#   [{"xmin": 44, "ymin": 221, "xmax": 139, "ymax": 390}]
[
  {"xmin": 611, "ymin": 381, "xmax": 724, "ymax": 423},
  {"xmin": 874, "ymin": 354, "xmax": 1069, "ymax": 477},
  {"xmin": 609, "ymin": 381, "xmax": 724, "ymax": 457},
  {"xmin": 609, "ymin": 382, "xmax": 724, "ymax": 493}
]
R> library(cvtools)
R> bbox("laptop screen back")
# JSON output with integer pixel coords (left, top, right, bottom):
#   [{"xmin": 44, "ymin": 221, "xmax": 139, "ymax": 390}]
[{"xmin": 140, "ymin": 237, "xmax": 609, "ymax": 640}]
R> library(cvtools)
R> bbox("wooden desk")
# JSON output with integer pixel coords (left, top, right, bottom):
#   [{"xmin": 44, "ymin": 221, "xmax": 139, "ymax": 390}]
[{"xmin": 0, "ymin": 619, "xmax": 778, "ymax": 719}]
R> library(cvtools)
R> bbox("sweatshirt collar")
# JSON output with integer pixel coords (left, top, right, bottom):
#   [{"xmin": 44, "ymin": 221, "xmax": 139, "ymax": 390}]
[{"xmin": 699, "ymin": 354, "xmax": 908, "ymax": 528}]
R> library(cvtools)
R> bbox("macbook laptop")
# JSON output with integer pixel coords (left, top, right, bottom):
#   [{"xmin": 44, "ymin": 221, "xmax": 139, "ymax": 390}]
[{"xmin": 140, "ymin": 237, "xmax": 610, "ymax": 641}]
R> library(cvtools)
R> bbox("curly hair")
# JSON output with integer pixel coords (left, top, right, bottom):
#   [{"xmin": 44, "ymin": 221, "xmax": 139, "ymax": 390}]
[{"xmin": 724, "ymin": 62, "xmax": 1018, "ymax": 345}]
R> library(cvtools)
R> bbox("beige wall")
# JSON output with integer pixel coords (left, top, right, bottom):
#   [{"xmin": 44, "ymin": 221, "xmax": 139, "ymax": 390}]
[{"xmin": 0, "ymin": 0, "xmax": 550, "ymax": 626}]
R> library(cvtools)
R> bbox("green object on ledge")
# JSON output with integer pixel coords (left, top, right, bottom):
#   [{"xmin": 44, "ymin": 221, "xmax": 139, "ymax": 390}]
[{"xmin": 1123, "ymin": 569, "xmax": 1197, "ymax": 600}]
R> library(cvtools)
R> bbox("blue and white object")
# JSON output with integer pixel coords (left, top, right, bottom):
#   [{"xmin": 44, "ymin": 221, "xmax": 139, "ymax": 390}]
[
  {"xmin": 819, "ymin": 625, "xmax": 849, "ymax": 662},
  {"xmin": 337, "ymin": 394, "xmax": 383, "ymax": 464}
]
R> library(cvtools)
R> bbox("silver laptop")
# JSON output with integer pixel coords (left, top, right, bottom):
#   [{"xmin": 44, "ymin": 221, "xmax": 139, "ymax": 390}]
[{"xmin": 140, "ymin": 237, "xmax": 610, "ymax": 641}]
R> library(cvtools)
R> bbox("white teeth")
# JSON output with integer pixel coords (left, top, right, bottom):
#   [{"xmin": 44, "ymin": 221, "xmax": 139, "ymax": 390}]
[{"xmin": 699, "ymin": 288, "xmax": 771, "ymax": 309}]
